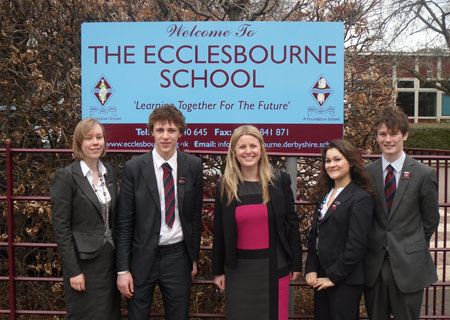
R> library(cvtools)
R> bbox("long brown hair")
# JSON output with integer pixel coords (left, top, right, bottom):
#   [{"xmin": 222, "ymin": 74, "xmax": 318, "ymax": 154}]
[
  {"xmin": 310, "ymin": 140, "xmax": 375, "ymax": 204},
  {"xmin": 220, "ymin": 125, "xmax": 273, "ymax": 205}
]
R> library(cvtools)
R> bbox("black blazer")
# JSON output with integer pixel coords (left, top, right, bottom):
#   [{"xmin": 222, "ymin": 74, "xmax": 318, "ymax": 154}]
[
  {"xmin": 50, "ymin": 160, "xmax": 119, "ymax": 278},
  {"xmin": 115, "ymin": 150, "xmax": 203, "ymax": 286},
  {"xmin": 212, "ymin": 170, "xmax": 302, "ymax": 275},
  {"xmin": 305, "ymin": 181, "xmax": 373, "ymax": 285}
]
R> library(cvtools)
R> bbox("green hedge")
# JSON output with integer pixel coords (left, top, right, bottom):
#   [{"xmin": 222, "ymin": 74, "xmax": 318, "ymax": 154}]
[{"xmin": 404, "ymin": 123, "xmax": 450, "ymax": 150}]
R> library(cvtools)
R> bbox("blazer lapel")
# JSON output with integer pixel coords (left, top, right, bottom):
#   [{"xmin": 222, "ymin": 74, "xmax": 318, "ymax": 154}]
[
  {"xmin": 176, "ymin": 151, "xmax": 187, "ymax": 214},
  {"xmin": 71, "ymin": 161, "xmax": 102, "ymax": 215},
  {"xmin": 388, "ymin": 155, "xmax": 415, "ymax": 219},
  {"xmin": 320, "ymin": 182, "xmax": 355, "ymax": 224},
  {"xmin": 223, "ymin": 197, "xmax": 238, "ymax": 248},
  {"xmin": 139, "ymin": 152, "xmax": 161, "ymax": 213},
  {"xmin": 104, "ymin": 166, "xmax": 116, "ymax": 216},
  {"xmin": 268, "ymin": 182, "xmax": 284, "ymax": 227}
]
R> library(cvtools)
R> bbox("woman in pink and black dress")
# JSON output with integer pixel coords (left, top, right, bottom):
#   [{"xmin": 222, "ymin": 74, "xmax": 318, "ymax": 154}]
[{"xmin": 212, "ymin": 125, "xmax": 302, "ymax": 320}]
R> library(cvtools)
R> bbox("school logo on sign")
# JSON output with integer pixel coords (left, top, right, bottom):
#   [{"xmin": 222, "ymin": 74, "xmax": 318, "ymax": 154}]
[
  {"xmin": 308, "ymin": 75, "xmax": 335, "ymax": 115},
  {"xmin": 93, "ymin": 76, "xmax": 114, "ymax": 106},
  {"xmin": 90, "ymin": 75, "xmax": 118, "ymax": 118}
]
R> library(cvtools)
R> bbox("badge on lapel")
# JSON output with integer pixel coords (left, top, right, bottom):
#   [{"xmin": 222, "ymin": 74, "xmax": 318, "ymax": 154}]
[
  {"xmin": 178, "ymin": 177, "xmax": 187, "ymax": 185},
  {"xmin": 331, "ymin": 200, "xmax": 341, "ymax": 211},
  {"xmin": 401, "ymin": 171, "xmax": 410, "ymax": 180}
]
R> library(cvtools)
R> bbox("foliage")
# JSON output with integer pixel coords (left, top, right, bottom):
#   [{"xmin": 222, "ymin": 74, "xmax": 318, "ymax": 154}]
[
  {"xmin": 0, "ymin": 0, "xmax": 393, "ymax": 317},
  {"xmin": 404, "ymin": 122, "xmax": 450, "ymax": 150},
  {"xmin": 344, "ymin": 53, "xmax": 396, "ymax": 153}
]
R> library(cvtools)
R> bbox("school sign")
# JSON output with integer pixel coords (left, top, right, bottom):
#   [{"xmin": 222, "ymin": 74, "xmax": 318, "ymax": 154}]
[{"xmin": 81, "ymin": 22, "xmax": 344, "ymax": 153}]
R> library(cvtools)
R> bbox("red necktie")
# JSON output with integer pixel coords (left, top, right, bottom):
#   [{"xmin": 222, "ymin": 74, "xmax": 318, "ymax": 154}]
[
  {"xmin": 162, "ymin": 162, "xmax": 175, "ymax": 228},
  {"xmin": 385, "ymin": 165, "xmax": 396, "ymax": 213}
]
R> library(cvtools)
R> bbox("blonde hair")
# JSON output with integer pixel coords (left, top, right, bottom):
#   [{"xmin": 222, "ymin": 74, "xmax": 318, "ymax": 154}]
[
  {"xmin": 220, "ymin": 125, "xmax": 273, "ymax": 205},
  {"xmin": 72, "ymin": 118, "xmax": 107, "ymax": 160}
]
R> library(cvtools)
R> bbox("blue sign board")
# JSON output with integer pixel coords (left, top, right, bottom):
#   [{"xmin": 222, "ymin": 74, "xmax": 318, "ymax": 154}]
[{"xmin": 81, "ymin": 22, "xmax": 344, "ymax": 152}]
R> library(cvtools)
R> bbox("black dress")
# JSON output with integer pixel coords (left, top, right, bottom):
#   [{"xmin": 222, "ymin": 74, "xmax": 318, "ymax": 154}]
[{"xmin": 225, "ymin": 181, "xmax": 290, "ymax": 320}]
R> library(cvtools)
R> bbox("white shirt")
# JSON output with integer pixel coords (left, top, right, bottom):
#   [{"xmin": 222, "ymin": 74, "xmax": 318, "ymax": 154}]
[
  {"xmin": 152, "ymin": 149, "xmax": 184, "ymax": 245},
  {"xmin": 382, "ymin": 152, "xmax": 406, "ymax": 188},
  {"xmin": 319, "ymin": 187, "xmax": 344, "ymax": 219},
  {"xmin": 80, "ymin": 160, "xmax": 111, "ymax": 204}
]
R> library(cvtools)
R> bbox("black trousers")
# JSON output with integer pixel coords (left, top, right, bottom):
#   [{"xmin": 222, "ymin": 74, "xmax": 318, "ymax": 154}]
[
  {"xmin": 63, "ymin": 242, "xmax": 121, "ymax": 320},
  {"xmin": 313, "ymin": 282, "xmax": 363, "ymax": 320},
  {"xmin": 364, "ymin": 258, "xmax": 423, "ymax": 320},
  {"xmin": 128, "ymin": 241, "xmax": 192, "ymax": 320}
]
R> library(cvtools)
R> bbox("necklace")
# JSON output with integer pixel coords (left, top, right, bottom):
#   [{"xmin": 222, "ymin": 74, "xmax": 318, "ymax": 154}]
[{"xmin": 92, "ymin": 176, "xmax": 111, "ymax": 232}]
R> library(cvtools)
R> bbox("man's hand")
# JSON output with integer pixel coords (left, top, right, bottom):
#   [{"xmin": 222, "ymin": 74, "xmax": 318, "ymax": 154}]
[
  {"xmin": 191, "ymin": 261, "xmax": 198, "ymax": 280},
  {"xmin": 70, "ymin": 273, "xmax": 86, "ymax": 291},
  {"xmin": 117, "ymin": 271, "xmax": 134, "ymax": 299}
]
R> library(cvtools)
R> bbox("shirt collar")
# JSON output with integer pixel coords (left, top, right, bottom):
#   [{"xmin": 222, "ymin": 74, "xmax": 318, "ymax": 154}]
[
  {"xmin": 80, "ymin": 160, "xmax": 107, "ymax": 177},
  {"xmin": 152, "ymin": 149, "xmax": 177, "ymax": 170},
  {"xmin": 381, "ymin": 151, "xmax": 405, "ymax": 173}
]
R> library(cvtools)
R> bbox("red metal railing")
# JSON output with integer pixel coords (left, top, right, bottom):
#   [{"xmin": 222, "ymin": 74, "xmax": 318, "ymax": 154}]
[{"xmin": 0, "ymin": 143, "xmax": 449, "ymax": 319}]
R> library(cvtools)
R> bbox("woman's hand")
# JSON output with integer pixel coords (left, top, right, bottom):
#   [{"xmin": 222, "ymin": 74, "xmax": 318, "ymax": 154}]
[
  {"xmin": 305, "ymin": 272, "xmax": 318, "ymax": 287},
  {"xmin": 70, "ymin": 273, "xmax": 86, "ymax": 291},
  {"xmin": 289, "ymin": 271, "xmax": 300, "ymax": 281},
  {"xmin": 313, "ymin": 277, "xmax": 335, "ymax": 291},
  {"xmin": 214, "ymin": 274, "xmax": 225, "ymax": 292}
]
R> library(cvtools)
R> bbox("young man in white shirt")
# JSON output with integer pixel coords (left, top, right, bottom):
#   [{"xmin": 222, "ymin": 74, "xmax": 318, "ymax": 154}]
[
  {"xmin": 115, "ymin": 104, "xmax": 203, "ymax": 319},
  {"xmin": 364, "ymin": 107, "xmax": 440, "ymax": 320}
]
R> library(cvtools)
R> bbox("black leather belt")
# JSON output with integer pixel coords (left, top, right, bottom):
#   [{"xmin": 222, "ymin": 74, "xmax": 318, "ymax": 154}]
[{"xmin": 158, "ymin": 241, "xmax": 185, "ymax": 256}]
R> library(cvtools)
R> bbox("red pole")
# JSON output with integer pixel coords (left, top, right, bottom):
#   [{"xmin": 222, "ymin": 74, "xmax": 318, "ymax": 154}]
[{"xmin": 6, "ymin": 142, "xmax": 16, "ymax": 319}]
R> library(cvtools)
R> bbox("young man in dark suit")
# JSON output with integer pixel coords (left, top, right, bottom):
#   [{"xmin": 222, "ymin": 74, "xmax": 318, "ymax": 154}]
[
  {"xmin": 364, "ymin": 107, "xmax": 440, "ymax": 320},
  {"xmin": 115, "ymin": 104, "xmax": 203, "ymax": 319}
]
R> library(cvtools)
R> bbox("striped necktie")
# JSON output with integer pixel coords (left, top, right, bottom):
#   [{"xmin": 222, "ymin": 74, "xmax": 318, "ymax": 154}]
[
  {"xmin": 384, "ymin": 164, "xmax": 396, "ymax": 213},
  {"xmin": 162, "ymin": 162, "xmax": 175, "ymax": 228}
]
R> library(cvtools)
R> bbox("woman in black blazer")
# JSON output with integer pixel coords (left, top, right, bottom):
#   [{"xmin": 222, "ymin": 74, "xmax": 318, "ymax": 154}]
[
  {"xmin": 212, "ymin": 125, "xmax": 302, "ymax": 320},
  {"xmin": 305, "ymin": 140, "xmax": 375, "ymax": 320},
  {"xmin": 50, "ymin": 118, "xmax": 120, "ymax": 319}
]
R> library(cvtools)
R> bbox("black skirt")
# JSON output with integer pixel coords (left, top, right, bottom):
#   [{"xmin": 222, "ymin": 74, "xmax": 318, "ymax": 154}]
[{"xmin": 63, "ymin": 242, "xmax": 121, "ymax": 320}]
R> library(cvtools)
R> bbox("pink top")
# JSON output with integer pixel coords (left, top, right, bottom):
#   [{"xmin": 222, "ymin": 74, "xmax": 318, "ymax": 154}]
[{"xmin": 235, "ymin": 204, "xmax": 269, "ymax": 250}]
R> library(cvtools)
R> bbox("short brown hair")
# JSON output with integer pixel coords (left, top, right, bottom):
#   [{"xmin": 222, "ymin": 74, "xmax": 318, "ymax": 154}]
[
  {"xmin": 72, "ymin": 118, "xmax": 107, "ymax": 160},
  {"xmin": 374, "ymin": 107, "xmax": 409, "ymax": 135},
  {"xmin": 148, "ymin": 104, "xmax": 186, "ymax": 134}
]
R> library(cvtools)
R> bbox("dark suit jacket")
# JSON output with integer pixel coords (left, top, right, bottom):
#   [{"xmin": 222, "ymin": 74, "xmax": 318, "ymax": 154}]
[
  {"xmin": 364, "ymin": 155, "xmax": 440, "ymax": 293},
  {"xmin": 305, "ymin": 182, "xmax": 373, "ymax": 285},
  {"xmin": 212, "ymin": 170, "xmax": 302, "ymax": 275},
  {"xmin": 50, "ymin": 160, "xmax": 119, "ymax": 278},
  {"xmin": 115, "ymin": 150, "xmax": 203, "ymax": 286}
]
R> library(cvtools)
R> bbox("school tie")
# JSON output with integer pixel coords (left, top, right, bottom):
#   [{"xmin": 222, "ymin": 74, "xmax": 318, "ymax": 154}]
[
  {"xmin": 162, "ymin": 162, "xmax": 175, "ymax": 228},
  {"xmin": 384, "ymin": 164, "xmax": 396, "ymax": 213}
]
